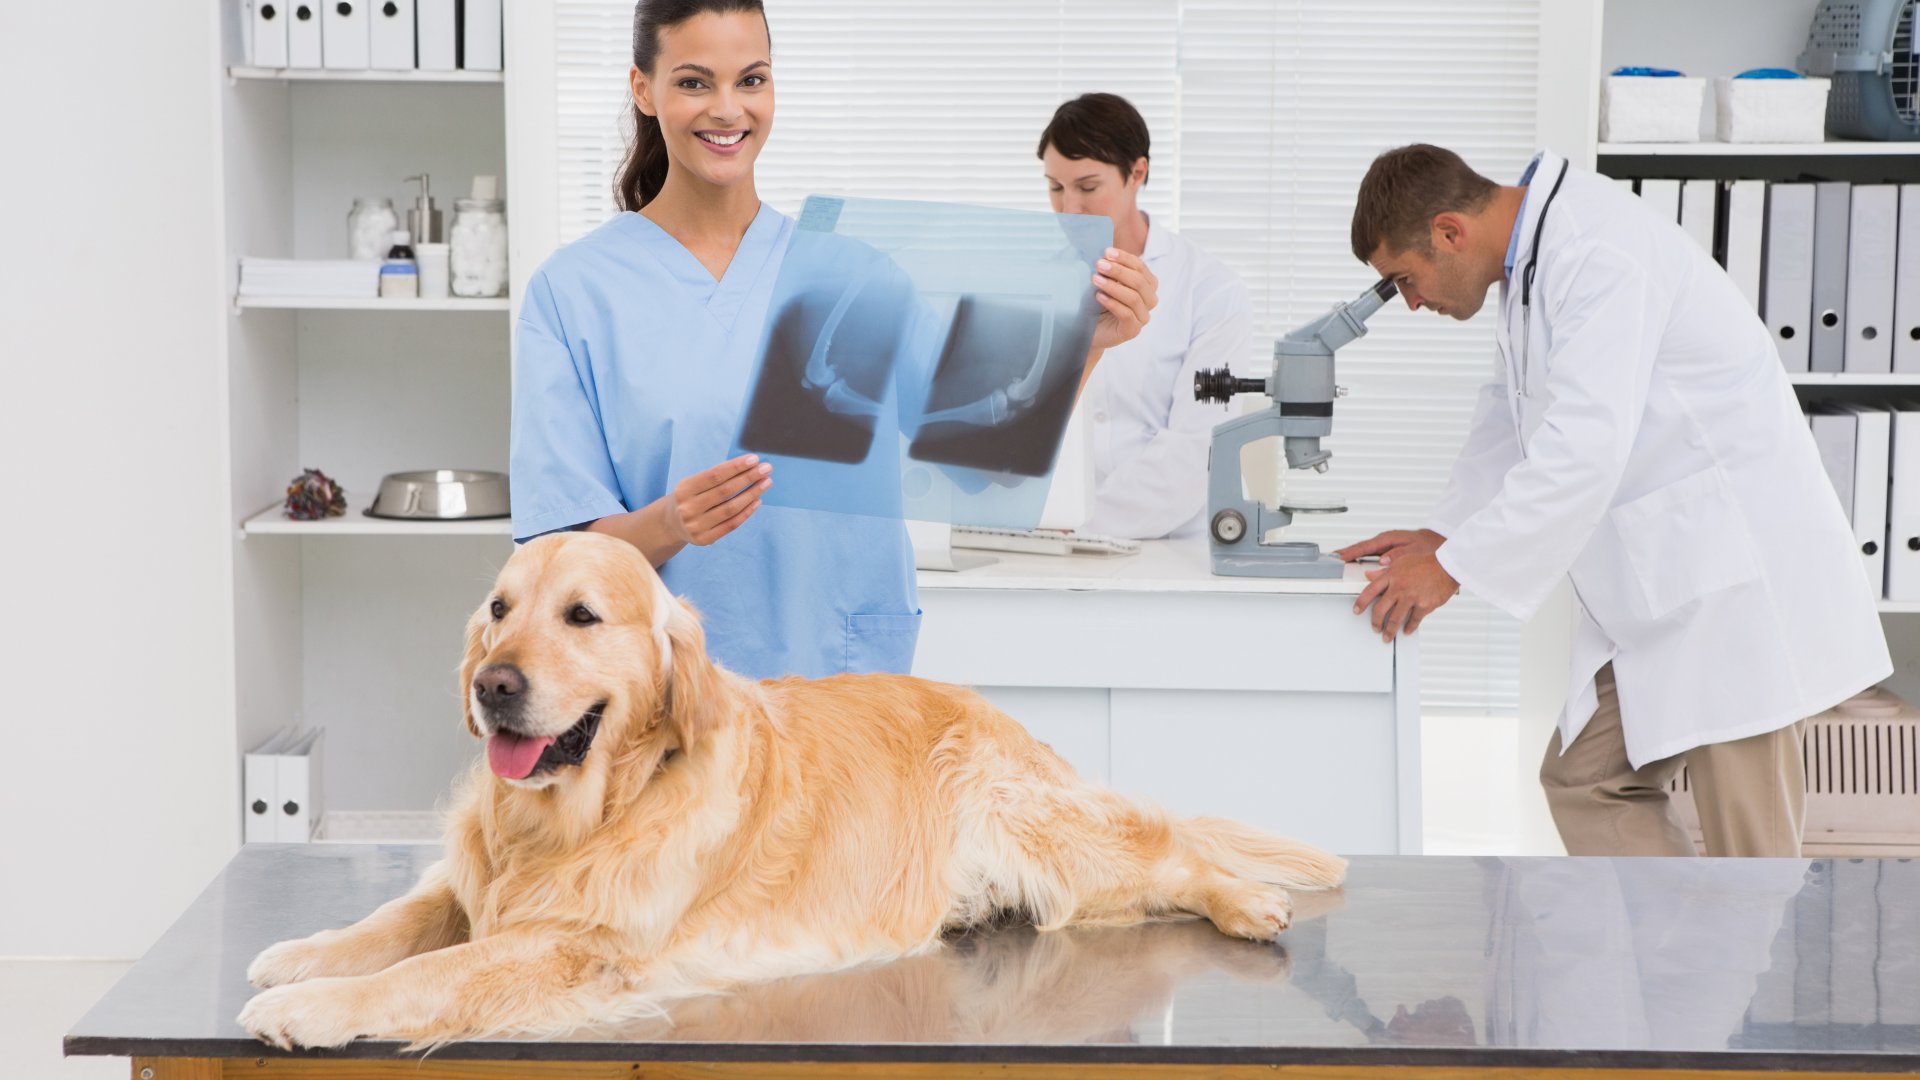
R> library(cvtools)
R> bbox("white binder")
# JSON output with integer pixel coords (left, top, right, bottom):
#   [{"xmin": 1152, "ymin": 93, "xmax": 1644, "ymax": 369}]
[
  {"xmin": 288, "ymin": 1, "xmax": 323, "ymax": 68},
  {"xmin": 242, "ymin": 725, "xmax": 298, "ymax": 844},
  {"xmin": 462, "ymin": 0, "xmax": 504, "ymax": 71},
  {"xmin": 251, "ymin": 0, "xmax": 289, "ymax": 67},
  {"xmin": 1896, "ymin": 186, "xmax": 1920, "ymax": 373},
  {"xmin": 1809, "ymin": 407, "xmax": 1858, "ymax": 523},
  {"xmin": 1835, "ymin": 404, "xmax": 1892, "ymax": 595},
  {"xmin": 1762, "ymin": 183, "xmax": 1816, "ymax": 373},
  {"xmin": 417, "ymin": 0, "xmax": 457, "ymax": 71},
  {"xmin": 1845, "ymin": 185, "xmax": 1898, "ymax": 374},
  {"xmin": 1679, "ymin": 179, "xmax": 1717, "ymax": 257},
  {"xmin": 1811, "ymin": 182, "xmax": 1852, "ymax": 374},
  {"xmin": 275, "ymin": 728, "xmax": 325, "ymax": 842},
  {"xmin": 1638, "ymin": 178, "xmax": 1682, "ymax": 226},
  {"xmin": 369, "ymin": 0, "xmax": 415, "ymax": 69},
  {"xmin": 1887, "ymin": 405, "xmax": 1920, "ymax": 600},
  {"xmin": 322, "ymin": 0, "xmax": 370, "ymax": 69},
  {"xmin": 1724, "ymin": 179, "xmax": 1765, "ymax": 314}
]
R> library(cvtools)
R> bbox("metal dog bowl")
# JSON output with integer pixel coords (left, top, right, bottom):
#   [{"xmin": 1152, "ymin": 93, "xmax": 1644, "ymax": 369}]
[{"xmin": 364, "ymin": 470, "xmax": 510, "ymax": 521}]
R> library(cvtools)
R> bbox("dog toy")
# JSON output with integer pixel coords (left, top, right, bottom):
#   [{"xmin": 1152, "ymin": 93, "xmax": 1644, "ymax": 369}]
[{"xmin": 283, "ymin": 468, "xmax": 348, "ymax": 521}]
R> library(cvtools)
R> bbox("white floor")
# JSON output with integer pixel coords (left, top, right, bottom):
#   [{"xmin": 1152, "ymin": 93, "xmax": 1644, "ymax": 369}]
[{"xmin": 1, "ymin": 960, "xmax": 134, "ymax": 1078}]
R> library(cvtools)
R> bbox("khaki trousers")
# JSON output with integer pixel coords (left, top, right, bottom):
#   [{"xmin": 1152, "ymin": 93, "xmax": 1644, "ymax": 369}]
[{"xmin": 1539, "ymin": 663, "xmax": 1807, "ymax": 857}]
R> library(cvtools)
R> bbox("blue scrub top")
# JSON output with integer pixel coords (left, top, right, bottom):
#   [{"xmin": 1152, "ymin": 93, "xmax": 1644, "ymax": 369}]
[{"xmin": 510, "ymin": 203, "xmax": 921, "ymax": 681}]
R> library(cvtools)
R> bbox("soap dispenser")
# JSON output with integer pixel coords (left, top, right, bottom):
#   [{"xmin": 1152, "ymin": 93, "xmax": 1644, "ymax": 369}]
[{"xmin": 404, "ymin": 173, "xmax": 442, "ymax": 245}]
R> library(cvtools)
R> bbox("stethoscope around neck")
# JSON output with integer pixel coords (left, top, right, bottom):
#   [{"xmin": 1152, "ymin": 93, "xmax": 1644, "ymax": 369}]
[{"xmin": 1507, "ymin": 158, "xmax": 1570, "ymax": 402}]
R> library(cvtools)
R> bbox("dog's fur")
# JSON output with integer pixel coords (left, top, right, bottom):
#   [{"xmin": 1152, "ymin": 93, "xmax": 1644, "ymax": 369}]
[{"xmin": 239, "ymin": 532, "xmax": 1345, "ymax": 1049}]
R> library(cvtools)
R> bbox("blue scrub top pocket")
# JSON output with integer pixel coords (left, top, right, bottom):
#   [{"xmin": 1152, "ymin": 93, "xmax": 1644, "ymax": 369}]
[{"xmin": 845, "ymin": 611, "xmax": 923, "ymax": 675}]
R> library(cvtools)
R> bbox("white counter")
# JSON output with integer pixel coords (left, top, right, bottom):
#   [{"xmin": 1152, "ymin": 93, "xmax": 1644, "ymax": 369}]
[{"xmin": 912, "ymin": 539, "xmax": 1419, "ymax": 855}]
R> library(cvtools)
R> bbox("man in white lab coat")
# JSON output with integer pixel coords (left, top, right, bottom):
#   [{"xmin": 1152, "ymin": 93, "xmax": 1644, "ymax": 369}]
[{"xmin": 1336, "ymin": 143, "xmax": 1889, "ymax": 857}]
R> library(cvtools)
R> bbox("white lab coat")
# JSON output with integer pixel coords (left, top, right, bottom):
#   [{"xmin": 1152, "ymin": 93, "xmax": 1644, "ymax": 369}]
[
  {"xmin": 1077, "ymin": 215, "xmax": 1253, "ymax": 540},
  {"xmin": 1430, "ymin": 150, "xmax": 1891, "ymax": 768}
]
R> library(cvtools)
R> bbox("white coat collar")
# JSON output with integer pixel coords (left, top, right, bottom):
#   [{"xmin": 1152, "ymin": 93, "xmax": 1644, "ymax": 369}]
[
  {"xmin": 1140, "ymin": 211, "xmax": 1172, "ymax": 264},
  {"xmin": 1507, "ymin": 149, "xmax": 1567, "ymax": 285}
]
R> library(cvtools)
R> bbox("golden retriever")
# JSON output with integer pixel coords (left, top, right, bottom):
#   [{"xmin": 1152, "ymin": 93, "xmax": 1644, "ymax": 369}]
[{"xmin": 239, "ymin": 531, "xmax": 1345, "ymax": 1049}]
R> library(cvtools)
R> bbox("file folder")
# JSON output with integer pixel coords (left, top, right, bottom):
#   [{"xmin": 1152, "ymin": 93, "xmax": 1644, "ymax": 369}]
[
  {"xmin": 1809, "ymin": 407, "xmax": 1858, "ymax": 523},
  {"xmin": 1835, "ymin": 403, "xmax": 1892, "ymax": 594},
  {"xmin": 1886, "ymin": 405, "xmax": 1920, "ymax": 600},
  {"xmin": 1811, "ymin": 182, "xmax": 1851, "ymax": 374},
  {"xmin": 417, "ymin": 0, "xmax": 457, "ymax": 71},
  {"xmin": 1762, "ymin": 183, "xmax": 1815, "ymax": 373},
  {"xmin": 275, "ymin": 728, "xmax": 325, "ymax": 843},
  {"xmin": 251, "ymin": 0, "xmax": 289, "ymax": 67},
  {"xmin": 1846, "ymin": 185, "xmax": 1897, "ymax": 374},
  {"xmin": 370, "ymin": 0, "xmax": 415, "ymax": 69},
  {"xmin": 322, "ymin": 0, "xmax": 370, "ymax": 69},
  {"xmin": 1638, "ymin": 178, "xmax": 1682, "ymax": 226},
  {"xmin": 1724, "ymin": 180, "xmax": 1765, "ymax": 313},
  {"xmin": 288, "ymin": 1, "xmax": 323, "ymax": 68},
  {"xmin": 1679, "ymin": 179, "xmax": 1717, "ymax": 257},
  {"xmin": 1896, "ymin": 186, "xmax": 1920, "ymax": 373},
  {"xmin": 462, "ymin": 0, "xmax": 503, "ymax": 71},
  {"xmin": 242, "ymin": 725, "xmax": 298, "ymax": 844}
]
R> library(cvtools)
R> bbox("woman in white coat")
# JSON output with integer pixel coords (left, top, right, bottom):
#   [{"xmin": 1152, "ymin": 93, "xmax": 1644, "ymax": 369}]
[
  {"xmin": 1337, "ymin": 144, "xmax": 1889, "ymax": 857},
  {"xmin": 1038, "ymin": 94, "xmax": 1252, "ymax": 540}
]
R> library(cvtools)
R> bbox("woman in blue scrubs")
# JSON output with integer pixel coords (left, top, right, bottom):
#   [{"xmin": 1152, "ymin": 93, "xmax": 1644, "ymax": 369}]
[{"xmin": 510, "ymin": 0, "xmax": 1157, "ymax": 680}]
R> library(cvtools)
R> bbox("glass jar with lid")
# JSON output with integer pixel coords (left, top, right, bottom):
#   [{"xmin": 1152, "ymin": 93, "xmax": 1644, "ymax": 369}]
[
  {"xmin": 347, "ymin": 197, "xmax": 399, "ymax": 261},
  {"xmin": 449, "ymin": 197, "xmax": 508, "ymax": 298}
]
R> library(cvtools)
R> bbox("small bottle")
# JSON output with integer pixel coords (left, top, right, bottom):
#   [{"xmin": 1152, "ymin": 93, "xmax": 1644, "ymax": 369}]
[{"xmin": 379, "ymin": 229, "xmax": 419, "ymax": 299}]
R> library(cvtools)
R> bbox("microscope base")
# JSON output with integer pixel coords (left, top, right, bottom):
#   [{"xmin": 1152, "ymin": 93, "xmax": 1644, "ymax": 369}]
[{"xmin": 1210, "ymin": 543, "xmax": 1346, "ymax": 579}]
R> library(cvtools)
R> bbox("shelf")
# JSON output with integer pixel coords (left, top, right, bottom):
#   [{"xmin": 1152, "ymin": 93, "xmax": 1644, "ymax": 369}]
[
  {"xmin": 1598, "ymin": 140, "xmax": 1920, "ymax": 157},
  {"xmin": 234, "ymin": 295, "xmax": 509, "ymax": 312},
  {"xmin": 242, "ymin": 499, "xmax": 514, "ymax": 537},
  {"xmin": 1882, "ymin": 601, "xmax": 1920, "ymax": 614},
  {"xmin": 227, "ymin": 66, "xmax": 503, "ymax": 84},
  {"xmin": 311, "ymin": 810, "xmax": 445, "ymax": 843},
  {"xmin": 1791, "ymin": 374, "xmax": 1920, "ymax": 386}
]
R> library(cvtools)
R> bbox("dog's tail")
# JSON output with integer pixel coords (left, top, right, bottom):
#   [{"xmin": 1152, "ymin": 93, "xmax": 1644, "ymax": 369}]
[{"xmin": 1178, "ymin": 816, "xmax": 1347, "ymax": 890}]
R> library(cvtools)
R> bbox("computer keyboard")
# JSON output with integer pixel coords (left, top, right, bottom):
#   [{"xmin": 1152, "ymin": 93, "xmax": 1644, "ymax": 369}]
[{"xmin": 950, "ymin": 525, "xmax": 1142, "ymax": 557}]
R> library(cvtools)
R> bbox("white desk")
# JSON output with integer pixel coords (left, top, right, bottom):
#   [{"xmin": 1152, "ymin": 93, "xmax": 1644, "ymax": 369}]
[{"xmin": 914, "ymin": 540, "xmax": 1419, "ymax": 855}]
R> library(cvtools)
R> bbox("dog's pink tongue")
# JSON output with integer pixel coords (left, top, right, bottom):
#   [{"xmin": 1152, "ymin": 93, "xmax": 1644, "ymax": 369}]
[{"xmin": 487, "ymin": 733, "xmax": 555, "ymax": 779}]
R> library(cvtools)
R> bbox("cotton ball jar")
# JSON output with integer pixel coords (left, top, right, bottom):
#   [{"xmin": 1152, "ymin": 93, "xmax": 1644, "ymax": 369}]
[{"xmin": 450, "ymin": 196, "xmax": 508, "ymax": 298}]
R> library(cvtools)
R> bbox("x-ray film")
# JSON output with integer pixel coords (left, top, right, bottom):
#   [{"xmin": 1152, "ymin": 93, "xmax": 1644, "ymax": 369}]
[{"xmin": 732, "ymin": 195, "xmax": 1111, "ymax": 528}]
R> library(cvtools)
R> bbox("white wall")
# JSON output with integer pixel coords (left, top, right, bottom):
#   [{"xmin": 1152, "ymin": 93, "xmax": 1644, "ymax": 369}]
[{"xmin": 0, "ymin": 5, "xmax": 237, "ymax": 956}]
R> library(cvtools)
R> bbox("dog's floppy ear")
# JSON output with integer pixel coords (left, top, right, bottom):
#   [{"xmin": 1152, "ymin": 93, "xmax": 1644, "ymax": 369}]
[
  {"xmin": 659, "ymin": 592, "xmax": 729, "ymax": 752},
  {"xmin": 458, "ymin": 603, "xmax": 490, "ymax": 738}
]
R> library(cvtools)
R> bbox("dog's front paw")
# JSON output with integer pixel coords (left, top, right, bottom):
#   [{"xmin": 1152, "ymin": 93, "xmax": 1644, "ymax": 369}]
[
  {"xmin": 248, "ymin": 933, "xmax": 338, "ymax": 989},
  {"xmin": 1208, "ymin": 881, "xmax": 1293, "ymax": 942},
  {"xmin": 238, "ymin": 979, "xmax": 366, "ymax": 1050}
]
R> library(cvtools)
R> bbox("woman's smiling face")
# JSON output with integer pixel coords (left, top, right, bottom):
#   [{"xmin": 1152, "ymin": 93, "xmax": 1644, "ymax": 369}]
[{"xmin": 630, "ymin": 10, "xmax": 773, "ymax": 195}]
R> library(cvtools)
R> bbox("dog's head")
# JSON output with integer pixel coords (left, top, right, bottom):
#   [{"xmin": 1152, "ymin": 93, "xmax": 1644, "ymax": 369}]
[{"xmin": 460, "ymin": 531, "xmax": 728, "ymax": 791}]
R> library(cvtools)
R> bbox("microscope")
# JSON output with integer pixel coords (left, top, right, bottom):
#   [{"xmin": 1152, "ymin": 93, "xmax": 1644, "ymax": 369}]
[{"xmin": 1194, "ymin": 276, "xmax": 1398, "ymax": 578}]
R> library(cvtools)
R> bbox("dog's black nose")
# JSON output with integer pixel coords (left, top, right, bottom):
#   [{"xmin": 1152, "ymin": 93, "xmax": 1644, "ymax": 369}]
[{"xmin": 473, "ymin": 664, "xmax": 527, "ymax": 707}]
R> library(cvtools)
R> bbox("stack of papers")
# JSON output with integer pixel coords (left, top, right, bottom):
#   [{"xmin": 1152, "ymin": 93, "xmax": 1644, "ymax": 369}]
[{"xmin": 238, "ymin": 257, "xmax": 380, "ymax": 299}]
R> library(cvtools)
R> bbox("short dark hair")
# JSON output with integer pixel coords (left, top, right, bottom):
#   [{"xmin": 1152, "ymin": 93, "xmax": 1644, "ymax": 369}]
[
  {"xmin": 1350, "ymin": 144, "xmax": 1499, "ymax": 262},
  {"xmin": 1037, "ymin": 93, "xmax": 1151, "ymax": 186}
]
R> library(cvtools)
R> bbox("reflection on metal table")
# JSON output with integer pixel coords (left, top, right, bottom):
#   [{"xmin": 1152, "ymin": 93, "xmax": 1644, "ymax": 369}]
[{"xmin": 67, "ymin": 844, "xmax": 1920, "ymax": 1077}]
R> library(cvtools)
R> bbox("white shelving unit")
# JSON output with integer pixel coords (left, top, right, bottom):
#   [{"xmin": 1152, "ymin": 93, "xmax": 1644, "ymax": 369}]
[
  {"xmin": 216, "ymin": 2, "xmax": 522, "ymax": 824},
  {"xmin": 228, "ymin": 65, "xmax": 504, "ymax": 84},
  {"xmin": 1599, "ymin": 140, "xmax": 1920, "ymax": 157},
  {"xmin": 241, "ymin": 501, "xmax": 514, "ymax": 537},
  {"xmin": 1791, "ymin": 374, "xmax": 1920, "ymax": 386},
  {"xmin": 234, "ymin": 295, "xmax": 510, "ymax": 311}
]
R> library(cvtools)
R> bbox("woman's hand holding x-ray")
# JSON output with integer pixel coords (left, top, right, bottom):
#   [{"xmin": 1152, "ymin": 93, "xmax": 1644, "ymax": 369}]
[
  {"xmin": 1089, "ymin": 247, "xmax": 1158, "ymax": 353},
  {"xmin": 667, "ymin": 454, "xmax": 773, "ymax": 546}
]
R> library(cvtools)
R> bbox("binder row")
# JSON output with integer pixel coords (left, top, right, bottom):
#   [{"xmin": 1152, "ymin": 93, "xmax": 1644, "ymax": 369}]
[
  {"xmin": 243, "ymin": 725, "xmax": 326, "ymax": 843},
  {"xmin": 1806, "ymin": 403, "xmax": 1920, "ymax": 602},
  {"xmin": 246, "ymin": 0, "xmax": 502, "ymax": 73},
  {"xmin": 1620, "ymin": 178, "xmax": 1917, "ymax": 376}
]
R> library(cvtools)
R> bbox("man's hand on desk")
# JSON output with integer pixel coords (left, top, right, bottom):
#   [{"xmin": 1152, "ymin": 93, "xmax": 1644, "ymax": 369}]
[
  {"xmin": 1334, "ymin": 528, "xmax": 1444, "ymax": 565},
  {"xmin": 1338, "ymin": 528, "xmax": 1458, "ymax": 643}
]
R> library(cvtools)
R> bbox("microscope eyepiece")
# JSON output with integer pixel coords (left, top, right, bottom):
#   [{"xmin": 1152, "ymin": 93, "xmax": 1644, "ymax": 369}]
[
  {"xmin": 1194, "ymin": 367, "xmax": 1267, "ymax": 404},
  {"xmin": 1372, "ymin": 276, "xmax": 1399, "ymax": 302}
]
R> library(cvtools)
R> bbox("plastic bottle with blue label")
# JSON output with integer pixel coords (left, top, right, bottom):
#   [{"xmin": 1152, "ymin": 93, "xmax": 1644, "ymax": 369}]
[{"xmin": 378, "ymin": 229, "xmax": 419, "ymax": 299}]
